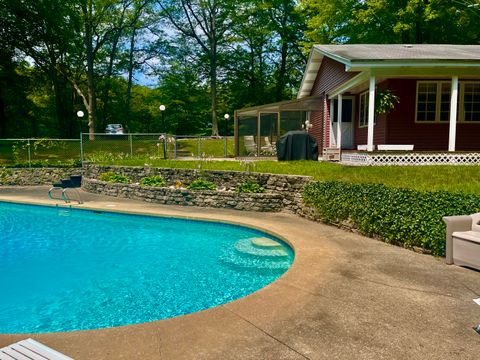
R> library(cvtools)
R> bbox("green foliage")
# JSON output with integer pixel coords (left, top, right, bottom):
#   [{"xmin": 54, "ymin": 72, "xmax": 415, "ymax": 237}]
[
  {"xmin": 140, "ymin": 175, "xmax": 166, "ymax": 187},
  {"xmin": 376, "ymin": 90, "xmax": 400, "ymax": 115},
  {"xmin": 236, "ymin": 181, "xmax": 265, "ymax": 193},
  {"xmin": 99, "ymin": 171, "xmax": 130, "ymax": 184},
  {"xmin": 303, "ymin": 181, "xmax": 480, "ymax": 256},
  {"xmin": 187, "ymin": 179, "xmax": 216, "ymax": 191},
  {"xmin": 301, "ymin": 0, "xmax": 480, "ymax": 46}
]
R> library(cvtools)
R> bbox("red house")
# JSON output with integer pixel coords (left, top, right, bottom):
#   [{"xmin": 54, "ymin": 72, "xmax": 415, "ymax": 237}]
[{"xmin": 235, "ymin": 44, "xmax": 480, "ymax": 164}]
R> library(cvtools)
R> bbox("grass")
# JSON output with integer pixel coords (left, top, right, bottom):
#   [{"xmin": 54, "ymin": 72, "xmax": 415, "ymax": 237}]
[
  {"xmin": 1, "ymin": 137, "xmax": 479, "ymax": 194},
  {"xmin": 0, "ymin": 137, "xmax": 234, "ymax": 165},
  {"xmin": 92, "ymin": 158, "xmax": 480, "ymax": 194}
]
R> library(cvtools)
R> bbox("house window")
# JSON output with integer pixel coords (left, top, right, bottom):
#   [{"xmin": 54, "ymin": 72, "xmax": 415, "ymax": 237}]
[
  {"xmin": 439, "ymin": 83, "xmax": 451, "ymax": 122},
  {"xmin": 416, "ymin": 82, "xmax": 444, "ymax": 122},
  {"xmin": 359, "ymin": 91, "xmax": 369, "ymax": 127},
  {"xmin": 416, "ymin": 81, "xmax": 480, "ymax": 123},
  {"xmin": 463, "ymin": 82, "xmax": 480, "ymax": 122}
]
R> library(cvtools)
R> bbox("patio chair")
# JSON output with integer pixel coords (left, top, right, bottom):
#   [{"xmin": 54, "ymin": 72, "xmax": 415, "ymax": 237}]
[
  {"xmin": 0, "ymin": 338, "xmax": 73, "ymax": 360},
  {"xmin": 261, "ymin": 137, "xmax": 276, "ymax": 155},
  {"xmin": 443, "ymin": 212, "xmax": 480, "ymax": 270},
  {"xmin": 244, "ymin": 135, "xmax": 257, "ymax": 156}
]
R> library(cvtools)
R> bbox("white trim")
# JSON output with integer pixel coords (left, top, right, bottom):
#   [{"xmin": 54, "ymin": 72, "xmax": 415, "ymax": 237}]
[
  {"xmin": 415, "ymin": 80, "xmax": 480, "ymax": 123},
  {"xmin": 341, "ymin": 152, "xmax": 480, "ymax": 166},
  {"xmin": 329, "ymin": 98, "xmax": 335, "ymax": 147},
  {"xmin": 367, "ymin": 77, "xmax": 376, "ymax": 152},
  {"xmin": 449, "ymin": 77, "xmax": 459, "ymax": 152},
  {"xmin": 460, "ymin": 81, "xmax": 480, "ymax": 123},
  {"xmin": 359, "ymin": 91, "xmax": 369, "ymax": 128},
  {"xmin": 337, "ymin": 94, "xmax": 343, "ymax": 150},
  {"xmin": 328, "ymin": 73, "xmax": 369, "ymax": 98},
  {"xmin": 348, "ymin": 62, "xmax": 480, "ymax": 71},
  {"xmin": 415, "ymin": 81, "xmax": 451, "ymax": 123}
]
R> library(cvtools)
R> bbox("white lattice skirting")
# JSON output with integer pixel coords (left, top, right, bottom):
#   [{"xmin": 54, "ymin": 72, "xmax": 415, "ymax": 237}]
[{"xmin": 341, "ymin": 152, "xmax": 480, "ymax": 166}]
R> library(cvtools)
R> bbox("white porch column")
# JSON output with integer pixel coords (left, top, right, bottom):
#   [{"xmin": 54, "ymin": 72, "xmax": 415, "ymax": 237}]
[
  {"xmin": 367, "ymin": 76, "xmax": 376, "ymax": 152},
  {"xmin": 448, "ymin": 76, "xmax": 459, "ymax": 152},
  {"xmin": 329, "ymin": 98, "xmax": 335, "ymax": 147},
  {"xmin": 337, "ymin": 94, "xmax": 343, "ymax": 150}
]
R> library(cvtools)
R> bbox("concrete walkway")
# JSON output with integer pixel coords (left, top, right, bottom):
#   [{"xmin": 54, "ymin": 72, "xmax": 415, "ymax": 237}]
[{"xmin": 0, "ymin": 186, "xmax": 479, "ymax": 360}]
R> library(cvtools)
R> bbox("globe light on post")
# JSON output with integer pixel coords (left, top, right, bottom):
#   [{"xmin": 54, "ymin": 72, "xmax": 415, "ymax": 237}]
[
  {"xmin": 224, "ymin": 113, "xmax": 230, "ymax": 157},
  {"xmin": 77, "ymin": 111, "xmax": 84, "ymax": 135},
  {"xmin": 159, "ymin": 105, "xmax": 167, "ymax": 159}
]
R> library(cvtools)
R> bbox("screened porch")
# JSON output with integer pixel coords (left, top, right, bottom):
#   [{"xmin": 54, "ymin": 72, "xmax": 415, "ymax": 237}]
[{"xmin": 234, "ymin": 96, "xmax": 322, "ymax": 157}]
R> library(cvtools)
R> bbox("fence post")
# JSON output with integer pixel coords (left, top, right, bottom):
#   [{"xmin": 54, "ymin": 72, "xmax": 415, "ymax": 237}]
[
  {"xmin": 129, "ymin": 133, "xmax": 133, "ymax": 157},
  {"xmin": 27, "ymin": 139, "xmax": 31, "ymax": 167},
  {"xmin": 174, "ymin": 135, "xmax": 177, "ymax": 158},
  {"xmin": 224, "ymin": 135, "xmax": 227, "ymax": 158},
  {"xmin": 197, "ymin": 137, "xmax": 201, "ymax": 158},
  {"xmin": 79, "ymin": 132, "xmax": 84, "ymax": 163}
]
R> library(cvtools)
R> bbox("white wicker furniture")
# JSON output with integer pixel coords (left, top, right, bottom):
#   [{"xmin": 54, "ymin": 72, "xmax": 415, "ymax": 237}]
[
  {"xmin": 0, "ymin": 339, "xmax": 73, "ymax": 360},
  {"xmin": 443, "ymin": 213, "xmax": 480, "ymax": 271}
]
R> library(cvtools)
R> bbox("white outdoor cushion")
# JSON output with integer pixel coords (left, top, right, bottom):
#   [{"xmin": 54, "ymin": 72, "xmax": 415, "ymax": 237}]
[{"xmin": 452, "ymin": 230, "xmax": 480, "ymax": 244}]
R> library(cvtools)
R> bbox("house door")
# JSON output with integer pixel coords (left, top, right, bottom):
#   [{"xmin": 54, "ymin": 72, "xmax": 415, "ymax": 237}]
[{"xmin": 332, "ymin": 97, "xmax": 354, "ymax": 149}]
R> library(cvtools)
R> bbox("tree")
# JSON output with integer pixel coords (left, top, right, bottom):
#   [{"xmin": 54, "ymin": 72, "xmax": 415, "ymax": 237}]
[
  {"xmin": 300, "ymin": 0, "xmax": 480, "ymax": 47},
  {"xmin": 157, "ymin": 0, "xmax": 235, "ymax": 136}
]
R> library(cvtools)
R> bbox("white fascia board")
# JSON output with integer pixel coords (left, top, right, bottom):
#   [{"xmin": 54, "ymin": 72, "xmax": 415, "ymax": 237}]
[
  {"xmin": 347, "ymin": 61, "xmax": 480, "ymax": 71},
  {"xmin": 313, "ymin": 45, "xmax": 352, "ymax": 67},
  {"xmin": 327, "ymin": 72, "xmax": 369, "ymax": 98},
  {"xmin": 297, "ymin": 48, "xmax": 324, "ymax": 99}
]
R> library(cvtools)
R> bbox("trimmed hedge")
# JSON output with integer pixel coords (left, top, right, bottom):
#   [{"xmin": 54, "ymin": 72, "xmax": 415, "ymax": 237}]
[{"xmin": 303, "ymin": 181, "xmax": 480, "ymax": 256}]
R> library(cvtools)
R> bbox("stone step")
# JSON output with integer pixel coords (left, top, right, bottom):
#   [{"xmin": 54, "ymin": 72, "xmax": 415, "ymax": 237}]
[
  {"xmin": 234, "ymin": 239, "xmax": 289, "ymax": 258},
  {"xmin": 250, "ymin": 237, "xmax": 284, "ymax": 250}
]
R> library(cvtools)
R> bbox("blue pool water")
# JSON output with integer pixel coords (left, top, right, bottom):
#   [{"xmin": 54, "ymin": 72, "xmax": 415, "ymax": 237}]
[{"xmin": 0, "ymin": 202, "xmax": 293, "ymax": 334}]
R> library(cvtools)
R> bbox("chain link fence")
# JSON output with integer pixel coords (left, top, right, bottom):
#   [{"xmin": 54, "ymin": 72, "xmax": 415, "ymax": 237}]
[
  {"xmin": 0, "ymin": 134, "xmax": 235, "ymax": 166},
  {"xmin": 0, "ymin": 138, "xmax": 82, "ymax": 166}
]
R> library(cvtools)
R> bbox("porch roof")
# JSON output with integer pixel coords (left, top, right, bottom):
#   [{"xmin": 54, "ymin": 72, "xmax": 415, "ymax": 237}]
[
  {"xmin": 298, "ymin": 44, "xmax": 480, "ymax": 99},
  {"xmin": 235, "ymin": 95, "xmax": 323, "ymax": 117}
]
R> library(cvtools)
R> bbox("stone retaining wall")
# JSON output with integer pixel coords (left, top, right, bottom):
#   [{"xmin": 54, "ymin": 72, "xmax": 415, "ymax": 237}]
[
  {"xmin": 0, "ymin": 167, "xmax": 81, "ymax": 186},
  {"xmin": 83, "ymin": 179, "xmax": 284, "ymax": 212},
  {"xmin": 83, "ymin": 164, "xmax": 313, "ymax": 213}
]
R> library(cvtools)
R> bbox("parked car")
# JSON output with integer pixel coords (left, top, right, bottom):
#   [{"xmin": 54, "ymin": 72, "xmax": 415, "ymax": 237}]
[{"xmin": 105, "ymin": 124, "xmax": 125, "ymax": 134}]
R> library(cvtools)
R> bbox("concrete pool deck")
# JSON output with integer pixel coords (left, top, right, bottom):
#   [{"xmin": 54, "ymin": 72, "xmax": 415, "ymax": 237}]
[{"xmin": 0, "ymin": 186, "xmax": 479, "ymax": 359}]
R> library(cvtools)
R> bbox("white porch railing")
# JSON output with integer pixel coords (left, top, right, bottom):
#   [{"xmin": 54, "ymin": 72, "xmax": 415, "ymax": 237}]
[{"xmin": 341, "ymin": 152, "xmax": 480, "ymax": 166}]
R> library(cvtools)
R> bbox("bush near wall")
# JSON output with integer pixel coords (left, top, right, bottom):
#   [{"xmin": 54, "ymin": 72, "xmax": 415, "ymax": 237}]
[{"xmin": 303, "ymin": 181, "xmax": 480, "ymax": 256}]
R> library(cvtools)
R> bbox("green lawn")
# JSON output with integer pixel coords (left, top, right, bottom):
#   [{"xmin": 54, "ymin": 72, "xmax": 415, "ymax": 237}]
[{"xmin": 94, "ymin": 158, "xmax": 480, "ymax": 194}]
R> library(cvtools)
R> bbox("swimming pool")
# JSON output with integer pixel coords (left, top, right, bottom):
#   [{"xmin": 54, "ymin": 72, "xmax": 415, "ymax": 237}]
[{"xmin": 0, "ymin": 202, "xmax": 294, "ymax": 334}]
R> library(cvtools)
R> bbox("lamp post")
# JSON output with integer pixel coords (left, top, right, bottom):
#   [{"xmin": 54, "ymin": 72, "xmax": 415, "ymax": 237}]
[
  {"xmin": 159, "ymin": 105, "xmax": 166, "ymax": 159},
  {"xmin": 77, "ymin": 111, "xmax": 85, "ymax": 162},
  {"xmin": 224, "ymin": 113, "xmax": 230, "ymax": 158}
]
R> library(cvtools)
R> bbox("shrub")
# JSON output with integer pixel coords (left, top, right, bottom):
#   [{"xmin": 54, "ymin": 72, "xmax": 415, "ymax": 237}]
[
  {"xmin": 99, "ymin": 171, "xmax": 130, "ymax": 184},
  {"xmin": 140, "ymin": 175, "xmax": 166, "ymax": 187},
  {"xmin": 303, "ymin": 181, "xmax": 480, "ymax": 256},
  {"xmin": 236, "ymin": 181, "xmax": 265, "ymax": 193},
  {"xmin": 187, "ymin": 179, "xmax": 216, "ymax": 191}
]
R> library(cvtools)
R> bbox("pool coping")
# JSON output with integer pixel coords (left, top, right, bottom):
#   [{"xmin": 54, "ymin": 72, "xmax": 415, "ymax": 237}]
[{"xmin": 0, "ymin": 186, "xmax": 479, "ymax": 359}]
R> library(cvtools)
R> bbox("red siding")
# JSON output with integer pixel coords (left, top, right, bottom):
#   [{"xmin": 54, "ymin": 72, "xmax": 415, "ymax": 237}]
[
  {"xmin": 354, "ymin": 81, "xmax": 388, "ymax": 146},
  {"xmin": 311, "ymin": 57, "xmax": 359, "ymax": 96},
  {"xmin": 387, "ymin": 79, "xmax": 480, "ymax": 151},
  {"xmin": 309, "ymin": 57, "xmax": 359, "ymax": 147},
  {"xmin": 309, "ymin": 107, "xmax": 324, "ymax": 150}
]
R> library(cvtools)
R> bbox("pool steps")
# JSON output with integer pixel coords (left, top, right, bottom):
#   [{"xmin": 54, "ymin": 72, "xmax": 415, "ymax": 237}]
[
  {"xmin": 220, "ymin": 238, "xmax": 291, "ymax": 274},
  {"xmin": 49, "ymin": 175, "xmax": 83, "ymax": 204}
]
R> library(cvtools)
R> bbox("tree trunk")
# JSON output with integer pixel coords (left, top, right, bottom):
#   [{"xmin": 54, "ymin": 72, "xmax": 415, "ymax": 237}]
[
  {"xmin": 101, "ymin": 34, "xmax": 121, "ymax": 130},
  {"xmin": 210, "ymin": 51, "xmax": 218, "ymax": 136},
  {"xmin": 83, "ymin": 1, "xmax": 97, "ymax": 140},
  {"xmin": 0, "ymin": 92, "xmax": 6, "ymax": 138},
  {"xmin": 125, "ymin": 28, "xmax": 137, "ymax": 132},
  {"xmin": 276, "ymin": 39, "xmax": 288, "ymax": 101}
]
